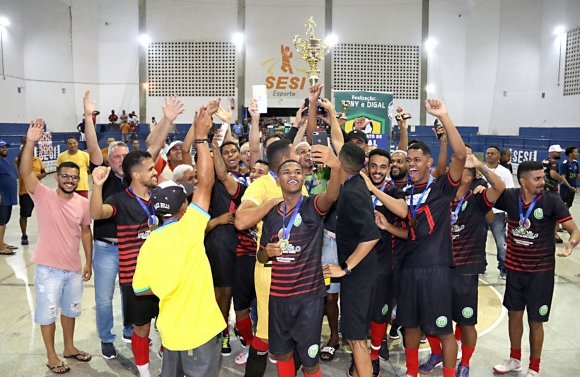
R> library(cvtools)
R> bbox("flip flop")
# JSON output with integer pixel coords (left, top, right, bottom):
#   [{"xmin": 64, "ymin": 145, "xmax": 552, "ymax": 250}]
[
  {"xmin": 64, "ymin": 351, "xmax": 92, "ymax": 362},
  {"xmin": 6, "ymin": 245, "xmax": 18, "ymax": 250},
  {"xmin": 0, "ymin": 250, "xmax": 16, "ymax": 255},
  {"xmin": 46, "ymin": 362, "xmax": 70, "ymax": 374},
  {"xmin": 319, "ymin": 343, "xmax": 340, "ymax": 362}
]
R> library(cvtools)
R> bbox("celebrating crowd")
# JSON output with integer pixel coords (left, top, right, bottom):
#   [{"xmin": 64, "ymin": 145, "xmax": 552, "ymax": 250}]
[{"xmin": 8, "ymin": 83, "xmax": 580, "ymax": 377}]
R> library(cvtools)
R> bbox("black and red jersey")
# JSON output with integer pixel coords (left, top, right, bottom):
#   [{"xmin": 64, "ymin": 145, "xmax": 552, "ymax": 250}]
[
  {"xmin": 403, "ymin": 171, "xmax": 460, "ymax": 269},
  {"xmin": 494, "ymin": 189, "xmax": 571, "ymax": 272},
  {"xmin": 105, "ymin": 188, "xmax": 153, "ymax": 286},
  {"xmin": 371, "ymin": 183, "xmax": 405, "ymax": 271},
  {"xmin": 451, "ymin": 190, "xmax": 495, "ymax": 275},
  {"xmin": 259, "ymin": 195, "xmax": 327, "ymax": 302}
]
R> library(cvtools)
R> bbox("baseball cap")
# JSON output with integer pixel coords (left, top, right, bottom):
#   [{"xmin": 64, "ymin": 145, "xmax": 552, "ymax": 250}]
[
  {"xmin": 152, "ymin": 180, "xmax": 194, "ymax": 217},
  {"xmin": 548, "ymin": 144, "xmax": 564, "ymax": 152},
  {"xmin": 0, "ymin": 140, "xmax": 7, "ymax": 147},
  {"xmin": 345, "ymin": 130, "xmax": 368, "ymax": 144},
  {"xmin": 168, "ymin": 140, "xmax": 183, "ymax": 151}
]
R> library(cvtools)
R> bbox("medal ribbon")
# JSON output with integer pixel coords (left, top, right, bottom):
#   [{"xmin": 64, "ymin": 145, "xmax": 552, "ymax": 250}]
[
  {"xmin": 373, "ymin": 181, "xmax": 388, "ymax": 209},
  {"xmin": 307, "ymin": 173, "xmax": 316, "ymax": 195},
  {"xmin": 129, "ymin": 186, "xmax": 156, "ymax": 226},
  {"xmin": 269, "ymin": 170, "xmax": 278, "ymax": 180},
  {"xmin": 282, "ymin": 195, "xmax": 304, "ymax": 241},
  {"xmin": 519, "ymin": 193, "xmax": 540, "ymax": 227},
  {"xmin": 410, "ymin": 175, "xmax": 434, "ymax": 220},
  {"xmin": 451, "ymin": 191, "xmax": 470, "ymax": 225}
]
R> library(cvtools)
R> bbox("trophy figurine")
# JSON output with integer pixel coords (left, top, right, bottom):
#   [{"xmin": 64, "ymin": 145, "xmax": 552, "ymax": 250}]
[
  {"xmin": 293, "ymin": 17, "xmax": 330, "ymax": 87},
  {"xmin": 341, "ymin": 100, "xmax": 350, "ymax": 117}
]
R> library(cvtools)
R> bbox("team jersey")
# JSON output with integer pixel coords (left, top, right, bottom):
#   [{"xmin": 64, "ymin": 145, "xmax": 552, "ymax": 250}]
[
  {"xmin": 229, "ymin": 173, "xmax": 258, "ymax": 258},
  {"xmin": 305, "ymin": 167, "xmax": 330, "ymax": 195},
  {"xmin": 260, "ymin": 195, "xmax": 327, "ymax": 301},
  {"xmin": 541, "ymin": 157, "xmax": 559, "ymax": 191},
  {"xmin": 371, "ymin": 183, "xmax": 406, "ymax": 271},
  {"xmin": 559, "ymin": 159, "xmax": 579, "ymax": 193},
  {"xmin": 391, "ymin": 180, "xmax": 410, "ymax": 258},
  {"xmin": 105, "ymin": 188, "xmax": 154, "ymax": 285},
  {"xmin": 494, "ymin": 189, "xmax": 572, "ymax": 272},
  {"xmin": 403, "ymin": 171, "xmax": 460, "ymax": 269},
  {"xmin": 451, "ymin": 190, "xmax": 495, "ymax": 275}
]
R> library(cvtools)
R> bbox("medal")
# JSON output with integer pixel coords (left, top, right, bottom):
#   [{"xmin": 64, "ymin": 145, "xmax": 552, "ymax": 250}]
[
  {"xmin": 280, "ymin": 195, "xmax": 304, "ymax": 251},
  {"xmin": 451, "ymin": 191, "xmax": 470, "ymax": 225},
  {"xmin": 373, "ymin": 181, "xmax": 388, "ymax": 209},
  {"xmin": 517, "ymin": 226, "xmax": 527, "ymax": 234},
  {"xmin": 409, "ymin": 218, "xmax": 418, "ymax": 228},
  {"xmin": 409, "ymin": 175, "xmax": 434, "ymax": 230},
  {"xmin": 518, "ymin": 192, "xmax": 540, "ymax": 235},
  {"xmin": 279, "ymin": 239, "xmax": 289, "ymax": 251},
  {"xmin": 130, "ymin": 186, "xmax": 157, "ymax": 231}
]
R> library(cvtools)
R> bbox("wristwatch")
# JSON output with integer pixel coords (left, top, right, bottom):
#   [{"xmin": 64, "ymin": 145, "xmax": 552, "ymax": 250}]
[{"xmin": 340, "ymin": 262, "xmax": 351, "ymax": 275}]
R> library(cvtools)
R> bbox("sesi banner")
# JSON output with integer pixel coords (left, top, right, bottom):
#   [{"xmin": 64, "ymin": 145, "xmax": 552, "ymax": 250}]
[{"xmin": 334, "ymin": 91, "xmax": 393, "ymax": 150}]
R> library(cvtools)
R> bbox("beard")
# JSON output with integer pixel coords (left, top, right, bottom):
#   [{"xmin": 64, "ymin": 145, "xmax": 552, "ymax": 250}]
[{"xmin": 390, "ymin": 168, "xmax": 407, "ymax": 181}]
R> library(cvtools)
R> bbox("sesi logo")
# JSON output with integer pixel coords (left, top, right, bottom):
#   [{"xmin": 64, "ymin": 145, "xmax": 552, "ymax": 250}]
[{"xmin": 262, "ymin": 45, "xmax": 309, "ymax": 96}]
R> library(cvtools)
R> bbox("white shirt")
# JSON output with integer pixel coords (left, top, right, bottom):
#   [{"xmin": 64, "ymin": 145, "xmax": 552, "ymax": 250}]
[{"xmin": 485, "ymin": 163, "xmax": 515, "ymax": 214}]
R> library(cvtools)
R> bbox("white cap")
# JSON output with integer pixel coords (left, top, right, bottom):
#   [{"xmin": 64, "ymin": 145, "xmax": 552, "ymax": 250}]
[
  {"xmin": 168, "ymin": 141, "xmax": 183, "ymax": 151},
  {"xmin": 548, "ymin": 144, "xmax": 564, "ymax": 152}
]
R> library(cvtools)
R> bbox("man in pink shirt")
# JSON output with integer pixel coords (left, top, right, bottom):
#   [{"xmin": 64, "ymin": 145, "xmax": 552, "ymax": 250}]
[{"xmin": 20, "ymin": 118, "xmax": 93, "ymax": 374}]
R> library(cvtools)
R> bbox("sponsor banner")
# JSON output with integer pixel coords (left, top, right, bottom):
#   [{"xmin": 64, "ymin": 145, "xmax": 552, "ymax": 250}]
[
  {"xmin": 510, "ymin": 148, "xmax": 539, "ymax": 173},
  {"xmin": 34, "ymin": 132, "xmax": 62, "ymax": 173}
]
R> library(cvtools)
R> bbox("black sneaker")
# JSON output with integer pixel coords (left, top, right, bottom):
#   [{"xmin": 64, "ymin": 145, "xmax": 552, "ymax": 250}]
[
  {"xmin": 21, "ymin": 236, "xmax": 29, "ymax": 245},
  {"xmin": 121, "ymin": 334, "xmax": 153, "ymax": 346},
  {"xmin": 372, "ymin": 358, "xmax": 381, "ymax": 377},
  {"xmin": 347, "ymin": 358, "xmax": 354, "ymax": 377},
  {"xmin": 101, "ymin": 342, "xmax": 117, "ymax": 359},
  {"xmin": 221, "ymin": 333, "xmax": 232, "ymax": 356},
  {"xmin": 378, "ymin": 339, "xmax": 390, "ymax": 361},
  {"xmin": 389, "ymin": 325, "xmax": 400, "ymax": 339},
  {"xmin": 234, "ymin": 327, "xmax": 247, "ymax": 348},
  {"xmin": 420, "ymin": 331, "xmax": 427, "ymax": 344}
]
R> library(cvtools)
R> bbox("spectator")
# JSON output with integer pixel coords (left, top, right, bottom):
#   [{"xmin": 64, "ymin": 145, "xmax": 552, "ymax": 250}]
[
  {"xmin": 129, "ymin": 122, "xmax": 138, "ymax": 140},
  {"xmin": 149, "ymin": 117, "xmax": 157, "ymax": 132},
  {"xmin": 559, "ymin": 146, "xmax": 579, "ymax": 209},
  {"xmin": 92, "ymin": 110, "xmax": 101, "ymax": 132},
  {"xmin": 120, "ymin": 122, "xmax": 131, "ymax": 142},
  {"xmin": 173, "ymin": 164, "xmax": 197, "ymax": 189},
  {"xmin": 132, "ymin": 139, "xmax": 141, "ymax": 151},
  {"xmin": 101, "ymin": 137, "xmax": 116, "ymax": 166},
  {"xmin": 108, "ymin": 110, "xmax": 118, "ymax": 132},
  {"xmin": 500, "ymin": 149, "xmax": 513, "ymax": 173},
  {"xmin": 56, "ymin": 137, "xmax": 91, "ymax": 198},
  {"xmin": 14, "ymin": 136, "xmax": 47, "ymax": 245},
  {"xmin": 0, "ymin": 139, "xmax": 18, "ymax": 255},
  {"xmin": 167, "ymin": 122, "xmax": 178, "ymax": 143},
  {"xmin": 119, "ymin": 110, "xmax": 128, "ymax": 124},
  {"xmin": 77, "ymin": 119, "xmax": 86, "ymax": 145},
  {"xmin": 233, "ymin": 119, "xmax": 243, "ymax": 137},
  {"xmin": 129, "ymin": 111, "xmax": 139, "ymax": 125}
]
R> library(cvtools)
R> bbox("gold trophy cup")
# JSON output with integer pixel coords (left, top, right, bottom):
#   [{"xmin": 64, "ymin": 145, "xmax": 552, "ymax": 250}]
[
  {"xmin": 341, "ymin": 100, "xmax": 350, "ymax": 117},
  {"xmin": 293, "ymin": 17, "xmax": 330, "ymax": 87}
]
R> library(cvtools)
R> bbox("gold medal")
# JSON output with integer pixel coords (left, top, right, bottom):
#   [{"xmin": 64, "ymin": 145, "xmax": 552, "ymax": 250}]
[
  {"xmin": 148, "ymin": 217, "xmax": 158, "ymax": 231},
  {"xmin": 409, "ymin": 218, "xmax": 418, "ymax": 228},
  {"xmin": 279, "ymin": 239, "xmax": 289, "ymax": 251}
]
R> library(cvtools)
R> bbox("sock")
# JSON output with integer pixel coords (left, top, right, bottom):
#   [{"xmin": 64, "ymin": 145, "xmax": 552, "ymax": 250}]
[
  {"xmin": 455, "ymin": 325, "xmax": 462, "ymax": 341},
  {"xmin": 304, "ymin": 369, "xmax": 322, "ymax": 377},
  {"xmin": 510, "ymin": 348, "xmax": 522, "ymax": 361},
  {"xmin": 405, "ymin": 348, "xmax": 419, "ymax": 377},
  {"xmin": 461, "ymin": 344, "xmax": 475, "ymax": 366},
  {"xmin": 426, "ymin": 334, "xmax": 442, "ymax": 356},
  {"xmin": 443, "ymin": 367, "xmax": 456, "ymax": 377},
  {"xmin": 370, "ymin": 321, "xmax": 388, "ymax": 361},
  {"xmin": 136, "ymin": 363, "xmax": 151, "ymax": 377},
  {"xmin": 223, "ymin": 316, "xmax": 230, "ymax": 335},
  {"xmin": 131, "ymin": 332, "xmax": 150, "ymax": 366},
  {"xmin": 277, "ymin": 358, "xmax": 295, "ymax": 377},
  {"xmin": 236, "ymin": 316, "xmax": 255, "ymax": 346},
  {"xmin": 244, "ymin": 345, "xmax": 268, "ymax": 377},
  {"xmin": 529, "ymin": 357, "xmax": 540, "ymax": 373}
]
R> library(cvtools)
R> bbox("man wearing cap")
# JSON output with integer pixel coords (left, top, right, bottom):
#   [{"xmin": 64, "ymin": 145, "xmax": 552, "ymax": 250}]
[
  {"xmin": 155, "ymin": 141, "xmax": 184, "ymax": 181},
  {"xmin": 0, "ymin": 139, "xmax": 19, "ymax": 254},
  {"xmin": 133, "ymin": 104, "xmax": 225, "ymax": 377},
  {"xmin": 542, "ymin": 144, "xmax": 566, "ymax": 243}
]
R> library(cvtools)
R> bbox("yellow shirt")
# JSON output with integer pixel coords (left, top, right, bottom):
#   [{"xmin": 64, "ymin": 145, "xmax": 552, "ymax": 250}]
[
  {"xmin": 132, "ymin": 203, "xmax": 225, "ymax": 351},
  {"xmin": 18, "ymin": 157, "xmax": 44, "ymax": 195},
  {"xmin": 56, "ymin": 151, "xmax": 90, "ymax": 191}
]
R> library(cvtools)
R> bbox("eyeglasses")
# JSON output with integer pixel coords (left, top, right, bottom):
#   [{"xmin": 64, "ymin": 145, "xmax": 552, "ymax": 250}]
[
  {"xmin": 58, "ymin": 173, "xmax": 81, "ymax": 181},
  {"xmin": 241, "ymin": 151, "xmax": 250, "ymax": 155}
]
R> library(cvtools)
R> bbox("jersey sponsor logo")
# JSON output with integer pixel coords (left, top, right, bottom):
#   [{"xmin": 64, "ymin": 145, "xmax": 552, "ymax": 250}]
[
  {"xmin": 294, "ymin": 213, "xmax": 302, "ymax": 227},
  {"xmin": 462, "ymin": 307, "xmax": 474, "ymax": 319},
  {"xmin": 461, "ymin": 201, "xmax": 468, "ymax": 211},
  {"xmin": 534, "ymin": 208, "xmax": 544, "ymax": 220},
  {"xmin": 436, "ymin": 316, "xmax": 448, "ymax": 328},
  {"xmin": 452, "ymin": 224, "xmax": 465, "ymax": 235},
  {"xmin": 381, "ymin": 304, "xmax": 389, "ymax": 316},
  {"xmin": 137, "ymin": 230, "xmax": 151, "ymax": 239},
  {"xmin": 308, "ymin": 344, "xmax": 319, "ymax": 358},
  {"xmin": 511, "ymin": 226, "xmax": 539, "ymax": 240},
  {"xmin": 405, "ymin": 188, "xmax": 432, "ymax": 206},
  {"xmin": 539, "ymin": 305, "xmax": 549, "ymax": 316}
]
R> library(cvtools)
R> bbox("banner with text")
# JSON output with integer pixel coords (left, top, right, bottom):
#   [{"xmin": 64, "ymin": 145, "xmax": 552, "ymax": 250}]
[
  {"xmin": 35, "ymin": 132, "xmax": 61, "ymax": 173},
  {"xmin": 334, "ymin": 91, "xmax": 393, "ymax": 150}
]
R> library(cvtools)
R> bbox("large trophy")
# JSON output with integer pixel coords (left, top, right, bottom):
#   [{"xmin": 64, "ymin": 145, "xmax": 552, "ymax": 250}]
[{"xmin": 293, "ymin": 17, "xmax": 330, "ymax": 87}]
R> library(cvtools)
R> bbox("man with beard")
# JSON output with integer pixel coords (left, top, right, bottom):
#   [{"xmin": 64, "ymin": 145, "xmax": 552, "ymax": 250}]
[
  {"xmin": 492, "ymin": 161, "xmax": 579, "ymax": 377},
  {"xmin": 84, "ymin": 91, "xmax": 183, "ymax": 359},
  {"xmin": 359, "ymin": 148, "xmax": 408, "ymax": 376},
  {"xmin": 57, "ymin": 136, "xmax": 90, "ymax": 198},
  {"xmin": 296, "ymin": 142, "xmax": 330, "ymax": 195},
  {"xmin": 543, "ymin": 145, "xmax": 566, "ymax": 243},
  {"xmin": 21, "ymin": 118, "xmax": 93, "ymax": 374}
]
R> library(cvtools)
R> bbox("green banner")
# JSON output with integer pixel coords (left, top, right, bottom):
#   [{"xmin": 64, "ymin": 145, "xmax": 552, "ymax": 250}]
[{"xmin": 334, "ymin": 91, "xmax": 393, "ymax": 150}]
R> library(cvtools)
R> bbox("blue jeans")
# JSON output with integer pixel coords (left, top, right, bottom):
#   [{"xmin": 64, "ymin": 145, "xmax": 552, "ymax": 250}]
[
  {"xmin": 34, "ymin": 265, "xmax": 83, "ymax": 325},
  {"xmin": 93, "ymin": 240, "xmax": 132, "ymax": 343},
  {"xmin": 487, "ymin": 213, "xmax": 507, "ymax": 273}
]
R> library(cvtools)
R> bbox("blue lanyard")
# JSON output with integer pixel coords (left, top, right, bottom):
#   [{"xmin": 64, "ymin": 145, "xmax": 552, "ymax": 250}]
[
  {"xmin": 451, "ymin": 191, "xmax": 469, "ymax": 225},
  {"xmin": 282, "ymin": 195, "xmax": 304, "ymax": 240},
  {"xmin": 307, "ymin": 173, "xmax": 316, "ymax": 195},
  {"xmin": 410, "ymin": 175, "xmax": 434, "ymax": 219},
  {"xmin": 519, "ymin": 193, "xmax": 540, "ymax": 228},
  {"xmin": 129, "ymin": 186, "xmax": 156, "ymax": 225},
  {"xmin": 373, "ymin": 181, "xmax": 388, "ymax": 208},
  {"xmin": 269, "ymin": 170, "xmax": 278, "ymax": 180}
]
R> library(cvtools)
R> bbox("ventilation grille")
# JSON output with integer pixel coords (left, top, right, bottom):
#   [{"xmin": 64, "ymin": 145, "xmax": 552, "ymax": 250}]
[{"xmin": 564, "ymin": 27, "xmax": 580, "ymax": 96}]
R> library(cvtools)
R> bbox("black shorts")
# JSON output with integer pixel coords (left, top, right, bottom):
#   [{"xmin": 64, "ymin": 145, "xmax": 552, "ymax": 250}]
[
  {"xmin": 233, "ymin": 256, "xmax": 256, "ymax": 311},
  {"xmin": 269, "ymin": 297, "xmax": 325, "ymax": 368},
  {"xmin": 451, "ymin": 274, "xmax": 478, "ymax": 326},
  {"xmin": 19, "ymin": 194, "xmax": 35, "ymax": 218},
  {"xmin": 206, "ymin": 247, "xmax": 235, "ymax": 288},
  {"xmin": 392, "ymin": 257, "xmax": 403, "ymax": 301},
  {"xmin": 503, "ymin": 269, "xmax": 554, "ymax": 322},
  {"xmin": 397, "ymin": 266, "xmax": 453, "ymax": 335},
  {"xmin": 121, "ymin": 285, "xmax": 159, "ymax": 327},
  {"xmin": 0, "ymin": 205, "xmax": 12, "ymax": 226},
  {"xmin": 340, "ymin": 269, "xmax": 377, "ymax": 341},
  {"xmin": 560, "ymin": 191, "xmax": 575, "ymax": 208},
  {"xmin": 370, "ymin": 271, "xmax": 394, "ymax": 324}
]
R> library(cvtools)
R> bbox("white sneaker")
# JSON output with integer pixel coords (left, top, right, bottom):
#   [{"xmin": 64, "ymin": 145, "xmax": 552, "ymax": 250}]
[
  {"xmin": 268, "ymin": 354, "xmax": 277, "ymax": 364},
  {"xmin": 524, "ymin": 370, "xmax": 539, "ymax": 377},
  {"xmin": 493, "ymin": 358, "xmax": 523, "ymax": 374},
  {"xmin": 456, "ymin": 340, "xmax": 462, "ymax": 360},
  {"xmin": 235, "ymin": 347, "xmax": 250, "ymax": 365}
]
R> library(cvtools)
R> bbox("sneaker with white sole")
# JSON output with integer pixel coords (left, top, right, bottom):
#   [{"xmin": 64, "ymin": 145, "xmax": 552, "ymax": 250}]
[
  {"xmin": 523, "ymin": 370, "xmax": 539, "ymax": 377},
  {"xmin": 456, "ymin": 364, "xmax": 469, "ymax": 377},
  {"xmin": 396, "ymin": 327, "xmax": 405, "ymax": 350},
  {"xmin": 235, "ymin": 347, "xmax": 250, "ymax": 365},
  {"xmin": 221, "ymin": 334, "xmax": 232, "ymax": 356},
  {"xmin": 418, "ymin": 354, "xmax": 443, "ymax": 374},
  {"xmin": 268, "ymin": 354, "xmax": 277, "ymax": 364},
  {"xmin": 122, "ymin": 334, "xmax": 153, "ymax": 346},
  {"xmin": 493, "ymin": 358, "xmax": 523, "ymax": 374},
  {"xmin": 101, "ymin": 342, "xmax": 117, "ymax": 359},
  {"xmin": 456, "ymin": 340, "xmax": 462, "ymax": 360}
]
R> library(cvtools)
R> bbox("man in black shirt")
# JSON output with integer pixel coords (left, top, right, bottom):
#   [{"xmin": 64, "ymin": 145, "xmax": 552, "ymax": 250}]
[{"xmin": 324, "ymin": 142, "xmax": 380, "ymax": 377}]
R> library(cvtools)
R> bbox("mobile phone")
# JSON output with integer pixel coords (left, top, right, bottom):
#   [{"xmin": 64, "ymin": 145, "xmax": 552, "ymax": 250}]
[
  {"xmin": 216, "ymin": 123, "xmax": 228, "ymax": 147},
  {"xmin": 303, "ymin": 98, "xmax": 328, "ymax": 118},
  {"xmin": 434, "ymin": 119, "xmax": 443, "ymax": 139},
  {"xmin": 311, "ymin": 131, "xmax": 328, "ymax": 147}
]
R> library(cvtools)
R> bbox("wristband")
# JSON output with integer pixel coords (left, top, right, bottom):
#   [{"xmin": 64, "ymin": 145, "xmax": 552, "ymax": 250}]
[
  {"xmin": 195, "ymin": 139, "xmax": 209, "ymax": 144},
  {"xmin": 340, "ymin": 262, "xmax": 351, "ymax": 275}
]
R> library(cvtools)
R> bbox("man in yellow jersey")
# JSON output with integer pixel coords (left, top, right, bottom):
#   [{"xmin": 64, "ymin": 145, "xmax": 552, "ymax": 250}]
[
  {"xmin": 132, "ymin": 104, "xmax": 225, "ymax": 377},
  {"xmin": 235, "ymin": 138, "xmax": 306, "ymax": 377},
  {"xmin": 57, "ymin": 136, "xmax": 90, "ymax": 198}
]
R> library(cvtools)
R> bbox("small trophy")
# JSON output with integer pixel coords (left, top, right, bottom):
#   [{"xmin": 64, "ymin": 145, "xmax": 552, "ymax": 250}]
[
  {"xmin": 341, "ymin": 100, "xmax": 350, "ymax": 117},
  {"xmin": 293, "ymin": 17, "xmax": 330, "ymax": 87},
  {"xmin": 395, "ymin": 106, "xmax": 412, "ymax": 121}
]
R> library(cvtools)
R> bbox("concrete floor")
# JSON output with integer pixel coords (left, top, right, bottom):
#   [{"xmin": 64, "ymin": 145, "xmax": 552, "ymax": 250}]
[{"xmin": 1, "ymin": 175, "xmax": 579, "ymax": 376}]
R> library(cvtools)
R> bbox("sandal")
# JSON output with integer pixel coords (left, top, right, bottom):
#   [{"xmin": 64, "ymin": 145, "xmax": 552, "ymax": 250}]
[
  {"xmin": 64, "ymin": 351, "xmax": 92, "ymax": 362},
  {"xmin": 319, "ymin": 343, "xmax": 340, "ymax": 362},
  {"xmin": 46, "ymin": 362, "xmax": 70, "ymax": 374},
  {"xmin": 0, "ymin": 250, "xmax": 16, "ymax": 255}
]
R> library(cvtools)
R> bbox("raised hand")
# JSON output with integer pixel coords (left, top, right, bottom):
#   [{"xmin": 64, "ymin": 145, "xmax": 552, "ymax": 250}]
[
  {"xmin": 194, "ymin": 105, "xmax": 212, "ymax": 139},
  {"xmin": 318, "ymin": 98, "xmax": 336, "ymax": 115},
  {"xmin": 162, "ymin": 96, "xmax": 185, "ymax": 123},
  {"xmin": 311, "ymin": 145, "xmax": 339, "ymax": 168},
  {"xmin": 206, "ymin": 98, "xmax": 221, "ymax": 115},
  {"xmin": 215, "ymin": 103, "xmax": 232, "ymax": 124},
  {"xmin": 212, "ymin": 133, "xmax": 224, "ymax": 150},
  {"xmin": 432, "ymin": 124, "xmax": 447, "ymax": 142},
  {"xmin": 83, "ymin": 90, "xmax": 95, "ymax": 115},
  {"xmin": 249, "ymin": 98, "xmax": 260, "ymax": 120},
  {"xmin": 308, "ymin": 83, "xmax": 324, "ymax": 102},
  {"xmin": 464, "ymin": 154, "xmax": 481, "ymax": 169},
  {"xmin": 27, "ymin": 118, "xmax": 46, "ymax": 143},
  {"xmin": 294, "ymin": 104, "xmax": 306, "ymax": 126},
  {"xmin": 425, "ymin": 99, "xmax": 448, "ymax": 119},
  {"xmin": 92, "ymin": 166, "xmax": 111, "ymax": 187}
]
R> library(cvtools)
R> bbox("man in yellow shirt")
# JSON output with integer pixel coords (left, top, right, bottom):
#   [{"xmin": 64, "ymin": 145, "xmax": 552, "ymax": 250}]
[
  {"xmin": 132, "ymin": 104, "xmax": 224, "ymax": 377},
  {"xmin": 57, "ymin": 137, "xmax": 90, "ymax": 198},
  {"xmin": 100, "ymin": 137, "xmax": 116, "ymax": 166}
]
